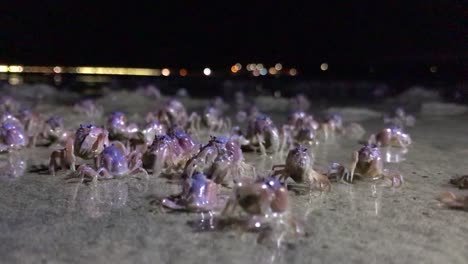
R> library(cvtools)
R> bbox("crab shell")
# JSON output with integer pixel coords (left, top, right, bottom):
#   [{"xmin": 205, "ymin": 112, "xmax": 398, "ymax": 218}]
[
  {"xmin": 235, "ymin": 178, "xmax": 289, "ymax": 215},
  {"xmin": 74, "ymin": 125, "xmax": 109, "ymax": 159},
  {"xmin": 285, "ymin": 146, "xmax": 313, "ymax": 183}
]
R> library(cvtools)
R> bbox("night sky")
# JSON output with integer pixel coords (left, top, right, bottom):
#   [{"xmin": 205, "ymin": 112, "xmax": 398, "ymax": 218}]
[{"xmin": 1, "ymin": 2, "xmax": 465, "ymax": 75}]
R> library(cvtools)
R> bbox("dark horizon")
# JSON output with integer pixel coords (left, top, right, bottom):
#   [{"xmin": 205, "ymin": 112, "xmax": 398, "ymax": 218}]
[{"xmin": 1, "ymin": 1, "xmax": 465, "ymax": 79}]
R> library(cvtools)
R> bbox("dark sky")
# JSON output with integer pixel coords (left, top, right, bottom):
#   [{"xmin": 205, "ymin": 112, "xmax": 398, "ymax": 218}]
[{"xmin": 1, "ymin": 1, "xmax": 466, "ymax": 71}]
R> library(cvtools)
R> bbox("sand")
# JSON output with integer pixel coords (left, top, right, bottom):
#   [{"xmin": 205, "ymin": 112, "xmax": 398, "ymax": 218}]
[{"xmin": 1, "ymin": 90, "xmax": 468, "ymax": 264}]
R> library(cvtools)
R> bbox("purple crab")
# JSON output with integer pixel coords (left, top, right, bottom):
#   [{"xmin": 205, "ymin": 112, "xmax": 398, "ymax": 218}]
[
  {"xmin": 243, "ymin": 114, "xmax": 281, "ymax": 155},
  {"xmin": 70, "ymin": 142, "xmax": 147, "ymax": 182},
  {"xmin": 142, "ymin": 130, "xmax": 198, "ymax": 176},
  {"xmin": 41, "ymin": 116, "xmax": 72, "ymax": 145},
  {"xmin": 0, "ymin": 122, "xmax": 28, "ymax": 152},
  {"xmin": 222, "ymin": 176, "xmax": 289, "ymax": 220},
  {"xmin": 146, "ymin": 99, "xmax": 188, "ymax": 128},
  {"xmin": 49, "ymin": 124, "xmax": 109, "ymax": 176},
  {"xmin": 370, "ymin": 126, "xmax": 412, "ymax": 148},
  {"xmin": 161, "ymin": 172, "xmax": 219, "ymax": 212},
  {"xmin": 106, "ymin": 111, "xmax": 139, "ymax": 141},
  {"xmin": 272, "ymin": 146, "xmax": 331, "ymax": 191}
]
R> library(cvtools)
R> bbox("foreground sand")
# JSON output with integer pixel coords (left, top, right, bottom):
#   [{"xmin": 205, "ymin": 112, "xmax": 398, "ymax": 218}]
[{"xmin": 1, "ymin": 90, "xmax": 467, "ymax": 264}]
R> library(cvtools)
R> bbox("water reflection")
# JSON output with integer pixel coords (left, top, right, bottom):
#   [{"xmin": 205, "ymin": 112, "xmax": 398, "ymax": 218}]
[
  {"xmin": 67, "ymin": 181, "xmax": 129, "ymax": 218},
  {"xmin": 0, "ymin": 153, "xmax": 27, "ymax": 181},
  {"xmin": 380, "ymin": 147, "xmax": 408, "ymax": 163}
]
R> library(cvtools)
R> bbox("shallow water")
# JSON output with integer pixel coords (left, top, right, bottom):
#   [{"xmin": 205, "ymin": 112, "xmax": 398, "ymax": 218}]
[{"xmin": 1, "ymin": 92, "xmax": 468, "ymax": 264}]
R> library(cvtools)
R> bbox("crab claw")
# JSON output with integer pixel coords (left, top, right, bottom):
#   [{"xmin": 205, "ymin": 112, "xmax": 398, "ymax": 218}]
[
  {"xmin": 309, "ymin": 169, "xmax": 331, "ymax": 192},
  {"xmin": 437, "ymin": 192, "xmax": 468, "ymax": 210},
  {"xmin": 382, "ymin": 172, "xmax": 404, "ymax": 188},
  {"xmin": 449, "ymin": 175, "xmax": 468, "ymax": 189},
  {"xmin": 326, "ymin": 162, "xmax": 351, "ymax": 183}
]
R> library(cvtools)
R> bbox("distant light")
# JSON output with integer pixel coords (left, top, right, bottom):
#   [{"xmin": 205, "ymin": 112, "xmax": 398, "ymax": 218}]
[
  {"xmin": 231, "ymin": 65, "xmax": 238, "ymax": 73},
  {"xmin": 0, "ymin": 65, "xmax": 8, "ymax": 72},
  {"xmin": 268, "ymin": 67, "xmax": 277, "ymax": 75},
  {"xmin": 430, "ymin": 66, "xmax": 437, "ymax": 73},
  {"xmin": 235, "ymin": 63, "xmax": 242, "ymax": 70},
  {"xmin": 8, "ymin": 65, "xmax": 23, "ymax": 73},
  {"xmin": 256, "ymin": 63, "xmax": 264, "ymax": 70},
  {"xmin": 53, "ymin": 66, "xmax": 62, "ymax": 74},
  {"xmin": 260, "ymin": 68, "xmax": 267, "ymax": 75},
  {"xmin": 162, "ymin": 68, "xmax": 170, "ymax": 76},
  {"xmin": 289, "ymin": 68, "xmax": 298, "ymax": 76},
  {"xmin": 247, "ymin": 63, "xmax": 257, "ymax": 71},
  {"xmin": 252, "ymin": 70, "xmax": 260, "ymax": 77},
  {"xmin": 179, "ymin": 68, "xmax": 187, "ymax": 76},
  {"xmin": 274, "ymin": 63, "xmax": 282, "ymax": 71},
  {"xmin": 203, "ymin": 68, "xmax": 211, "ymax": 76},
  {"xmin": 320, "ymin": 63, "xmax": 328, "ymax": 71}
]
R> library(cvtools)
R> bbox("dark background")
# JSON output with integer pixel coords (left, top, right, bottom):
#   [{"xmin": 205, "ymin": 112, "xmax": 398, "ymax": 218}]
[{"xmin": 1, "ymin": 1, "xmax": 466, "ymax": 80}]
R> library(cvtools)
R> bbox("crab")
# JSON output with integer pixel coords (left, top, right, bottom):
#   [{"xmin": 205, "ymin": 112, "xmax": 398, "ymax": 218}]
[
  {"xmin": 49, "ymin": 124, "xmax": 109, "ymax": 176},
  {"xmin": 106, "ymin": 111, "xmax": 139, "ymax": 142},
  {"xmin": 319, "ymin": 113, "xmax": 344, "ymax": 139},
  {"xmin": 449, "ymin": 175, "xmax": 468, "ymax": 189},
  {"xmin": 146, "ymin": 99, "xmax": 188, "ymax": 128},
  {"xmin": 73, "ymin": 99, "xmax": 103, "ymax": 117},
  {"xmin": 223, "ymin": 176, "xmax": 289, "ymax": 216},
  {"xmin": 142, "ymin": 130, "xmax": 198, "ymax": 176},
  {"xmin": 68, "ymin": 141, "xmax": 148, "ymax": 182},
  {"xmin": 189, "ymin": 105, "xmax": 231, "ymax": 133},
  {"xmin": 136, "ymin": 85, "xmax": 162, "ymax": 99},
  {"xmin": 130, "ymin": 121, "xmax": 167, "ymax": 152},
  {"xmin": 0, "ymin": 95, "xmax": 20, "ymax": 113},
  {"xmin": 289, "ymin": 94, "xmax": 310, "ymax": 111},
  {"xmin": 1, "ymin": 112, "xmax": 23, "ymax": 129},
  {"xmin": 271, "ymin": 146, "xmax": 331, "ymax": 191},
  {"xmin": 161, "ymin": 172, "xmax": 219, "ymax": 212},
  {"xmin": 369, "ymin": 126, "xmax": 412, "ymax": 148},
  {"xmin": 182, "ymin": 136, "xmax": 250, "ymax": 186},
  {"xmin": 287, "ymin": 111, "xmax": 319, "ymax": 131},
  {"xmin": 41, "ymin": 116, "xmax": 72, "ymax": 146},
  {"xmin": 437, "ymin": 192, "xmax": 468, "ymax": 211},
  {"xmin": 17, "ymin": 108, "xmax": 43, "ymax": 146},
  {"xmin": 0, "ymin": 122, "xmax": 28, "ymax": 152},
  {"xmin": 243, "ymin": 114, "xmax": 281, "ymax": 155},
  {"xmin": 334, "ymin": 144, "xmax": 403, "ymax": 187},
  {"xmin": 383, "ymin": 107, "xmax": 415, "ymax": 127}
]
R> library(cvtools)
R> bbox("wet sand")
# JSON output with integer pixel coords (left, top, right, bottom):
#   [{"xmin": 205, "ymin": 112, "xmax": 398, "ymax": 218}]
[{"xmin": 1, "ymin": 91, "xmax": 468, "ymax": 264}]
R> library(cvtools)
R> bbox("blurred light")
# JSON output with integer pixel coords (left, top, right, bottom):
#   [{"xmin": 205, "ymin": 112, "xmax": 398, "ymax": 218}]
[
  {"xmin": 260, "ymin": 68, "xmax": 267, "ymax": 75},
  {"xmin": 73, "ymin": 67, "xmax": 160, "ymax": 76},
  {"xmin": 162, "ymin": 68, "xmax": 170, "ymax": 76},
  {"xmin": 53, "ymin": 66, "xmax": 62, "ymax": 73},
  {"xmin": 268, "ymin": 67, "xmax": 277, "ymax": 75},
  {"xmin": 320, "ymin": 63, "xmax": 329, "ymax": 71},
  {"xmin": 256, "ymin": 63, "xmax": 264, "ymax": 70},
  {"xmin": 252, "ymin": 70, "xmax": 260, "ymax": 77},
  {"xmin": 8, "ymin": 65, "xmax": 23, "ymax": 73},
  {"xmin": 231, "ymin": 65, "xmax": 238, "ymax": 73},
  {"xmin": 289, "ymin": 68, "xmax": 297, "ymax": 76},
  {"xmin": 247, "ymin": 64, "xmax": 255, "ymax": 71},
  {"xmin": 179, "ymin": 68, "xmax": 188, "ymax": 76},
  {"xmin": 274, "ymin": 63, "xmax": 282, "ymax": 71},
  {"xmin": 235, "ymin": 63, "xmax": 242, "ymax": 70},
  {"xmin": 430, "ymin": 66, "xmax": 437, "ymax": 73},
  {"xmin": 0, "ymin": 65, "xmax": 8, "ymax": 72},
  {"xmin": 203, "ymin": 68, "xmax": 211, "ymax": 76},
  {"xmin": 23, "ymin": 66, "xmax": 53, "ymax": 73}
]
